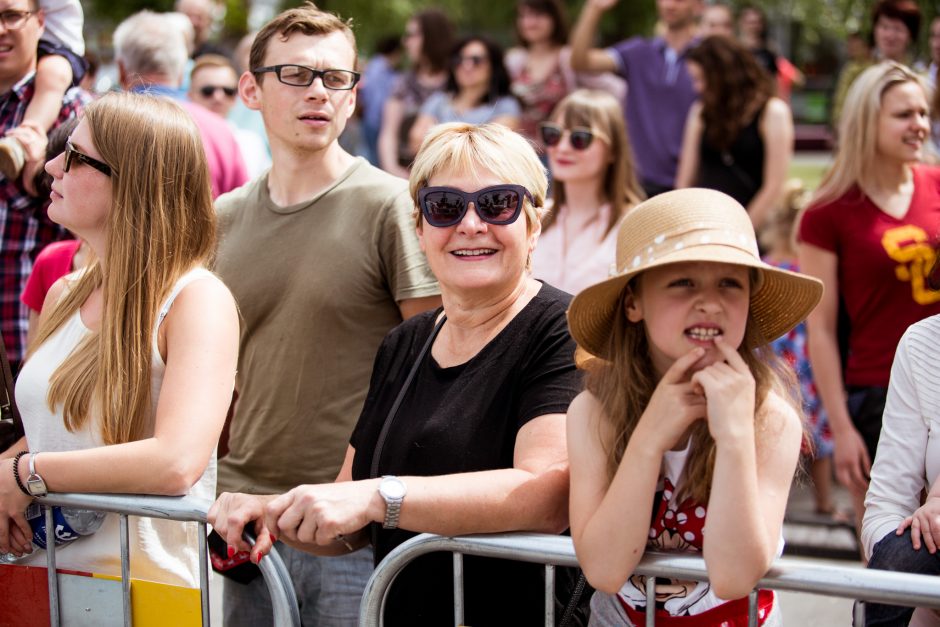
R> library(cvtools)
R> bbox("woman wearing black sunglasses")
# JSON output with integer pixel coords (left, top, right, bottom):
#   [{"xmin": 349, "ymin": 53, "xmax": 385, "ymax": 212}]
[
  {"xmin": 408, "ymin": 35, "xmax": 520, "ymax": 156},
  {"xmin": 531, "ymin": 89, "xmax": 644, "ymax": 296},
  {"xmin": 210, "ymin": 122, "xmax": 582, "ymax": 626}
]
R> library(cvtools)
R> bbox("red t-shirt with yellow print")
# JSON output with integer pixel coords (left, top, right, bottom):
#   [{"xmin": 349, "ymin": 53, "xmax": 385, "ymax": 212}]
[{"xmin": 799, "ymin": 164, "xmax": 940, "ymax": 387}]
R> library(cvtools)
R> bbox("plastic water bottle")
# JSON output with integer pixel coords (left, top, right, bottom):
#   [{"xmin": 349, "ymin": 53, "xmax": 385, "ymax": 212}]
[{"xmin": 0, "ymin": 504, "xmax": 105, "ymax": 562}]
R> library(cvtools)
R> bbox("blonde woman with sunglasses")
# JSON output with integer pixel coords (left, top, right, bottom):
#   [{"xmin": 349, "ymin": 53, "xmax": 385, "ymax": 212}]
[
  {"xmin": 210, "ymin": 123, "xmax": 582, "ymax": 625},
  {"xmin": 0, "ymin": 92, "xmax": 238, "ymax": 590},
  {"xmin": 531, "ymin": 89, "xmax": 644, "ymax": 295}
]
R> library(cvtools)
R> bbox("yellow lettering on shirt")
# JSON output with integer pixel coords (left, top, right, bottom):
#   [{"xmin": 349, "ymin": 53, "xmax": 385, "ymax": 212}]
[{"xmin": 881, "ymin": 225, "xmax": 940, "ymax": 305}]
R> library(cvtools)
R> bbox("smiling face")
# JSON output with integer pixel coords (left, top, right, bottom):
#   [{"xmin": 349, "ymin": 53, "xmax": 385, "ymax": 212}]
[
  {"xmin": 699, "ymin": 5, "xmax": 733, "ymax": 38},
  {"xmin": 876, "ymin": 80, "xmax": 929, "ymax": 165},
  {"xmin": 626, "ymin": 261, "xmax": 751, "ymax": 378},
  {"xmin": 874, "ymin": 15, "xmax": 911, "ymax": 61},
  {"xmin": 0, "ymin": 0, "xmax": 42, "ymax": 92},
  {"xmin": 45, "ymin": 119, "xmax": 113, "ymax": 248},
  {"xmin": 241, "ymin": 30, "xmax": 357, "ymax": 156},
  {"xmin": 417, "ymin": 168, "xmax": 539, "ymax": 297}
]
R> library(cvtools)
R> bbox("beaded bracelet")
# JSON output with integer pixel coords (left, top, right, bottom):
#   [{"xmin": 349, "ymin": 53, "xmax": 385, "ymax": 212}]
[{"xmin": 11, "ymin": 450, "xmax": 30, "ymax": 496}]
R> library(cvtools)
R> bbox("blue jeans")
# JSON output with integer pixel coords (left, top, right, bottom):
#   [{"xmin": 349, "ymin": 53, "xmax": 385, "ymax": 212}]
[
  {"xmin": 865, "ymin": 528, "xmax": 940, "ymax": 626},
  {"xmin": 223, "ymin": 543, "xmax": 373, "ymax": 627}
]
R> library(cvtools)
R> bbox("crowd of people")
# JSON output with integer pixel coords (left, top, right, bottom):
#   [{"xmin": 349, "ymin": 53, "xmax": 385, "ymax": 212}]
[{"xmin": 1, "ymin": 0, "xmax": 940, "ymax": 625}]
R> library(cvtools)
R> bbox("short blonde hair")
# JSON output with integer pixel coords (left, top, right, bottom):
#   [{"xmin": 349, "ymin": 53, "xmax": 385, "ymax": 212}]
[{"xmin": 409, "ymin": 123, "xmax": 547, "ymax": 234}]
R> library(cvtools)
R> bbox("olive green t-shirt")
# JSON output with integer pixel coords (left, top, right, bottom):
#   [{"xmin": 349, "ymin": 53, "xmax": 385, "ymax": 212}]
[{"xmin": 214, "ymin": 158, "xmax": 439, "ymax": 494}]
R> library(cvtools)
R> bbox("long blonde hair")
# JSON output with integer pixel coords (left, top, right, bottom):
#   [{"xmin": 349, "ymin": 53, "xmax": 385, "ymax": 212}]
[
  {"xmin": 586, "ymin": 278, "xmax": 797, "ymax": 503},
  {"xmin": 813, "ymin": 62, "xmax": 924, "ymax": 207},
  {"xmin": 33, "ymin": 92, "xmax": 216, "ymax": 444},
  {"xmin": 545, "ymin": 89, "xmax": 644, "ymax": 237}
]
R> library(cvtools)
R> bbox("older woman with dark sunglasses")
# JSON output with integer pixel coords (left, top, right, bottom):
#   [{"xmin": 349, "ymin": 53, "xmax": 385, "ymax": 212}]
[
  {"xmin": 210, "ymin": 122, "xmax": 581, "ymax": 626},
  {"xmin": 531, "ymin": 89, "xmax": 644, "ymax": 295}
]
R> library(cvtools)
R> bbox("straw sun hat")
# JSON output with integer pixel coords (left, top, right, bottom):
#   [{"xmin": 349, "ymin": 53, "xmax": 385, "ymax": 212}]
[{"xmin": 567, "ymin": 188, "xmax": 824, "ymax": 360}]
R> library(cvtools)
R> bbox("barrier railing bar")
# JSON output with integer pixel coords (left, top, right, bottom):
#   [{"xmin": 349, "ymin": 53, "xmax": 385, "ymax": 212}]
[
  {"xmin": 452, "ymin": 551, "xmax": 464, "ymax": 626},
  {"xmin": 644, "ymin": 575, "xmax": 655, "ymax": 627},
  {"xmin": 544, "ymin": 563, "xmax": 554, "ymax": 625},
  {"xmin": 748, "ymin": 589, "xmax": 758, "ymax": 627},
  {"xmin": 854, "ymin": 601, "xmax": 865, "ymax": 627},
  {"xmin": 45, "ymin": 506, "xmax": 59, "ymax": 627},
  {"xmin": 360, "ymin": 533, "xmax": 940, "ymax": 627},
  {"xmin": 197, "ymin": 521, "xmax": 210, "ymax": 627},
  {"xmin": 34, "ymin": 493, "xmax": 301, "ymax": 627},
  {"xmin": 120, "ymin": 514, "xmax": 132, "ymax": 626}
]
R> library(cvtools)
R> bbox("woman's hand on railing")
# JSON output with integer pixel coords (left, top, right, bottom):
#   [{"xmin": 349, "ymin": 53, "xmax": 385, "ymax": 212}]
[
  {"xmin": 264, "ymin": 480, "xmax": 381, "ymax": 549},
  {"xmin": 0, "ymin": 457, "xmax": 33, "ymax": 556},
  {"xmin": 208, "ymin": 492, "xmax": 278, "ymax": 564}
]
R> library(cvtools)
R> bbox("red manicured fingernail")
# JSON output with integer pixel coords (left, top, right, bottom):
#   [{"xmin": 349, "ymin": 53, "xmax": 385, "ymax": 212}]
[
  {"xmin": 270, "ymin": 534, "xmax": 276, "ymax": 543},
  {"xmin": 256, "ymin": 553, "xmax": 263, "ymax": 564},
  {"xmin": 227, "ymin": 546, "xmax": 235, "ymax": 558}
]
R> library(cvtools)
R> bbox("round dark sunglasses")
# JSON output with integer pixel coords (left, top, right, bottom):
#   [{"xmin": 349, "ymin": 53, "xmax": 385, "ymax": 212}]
[
  {"xmin": 418, "ymin": 185, "xmax": 534, "ymax": 228},
  {"xmin": 539, "ymin": 123, "xmax": 597, "ymax": 151}
]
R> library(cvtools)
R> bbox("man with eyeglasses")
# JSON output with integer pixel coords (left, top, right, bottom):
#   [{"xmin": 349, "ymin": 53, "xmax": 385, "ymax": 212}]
[
  {"xmin": 212, "ymin": 5, "xmax": 439, "ymax": 626},
  {"xmin": 112, "ymin": 10, "xmax": 247, "ymax": 198},
  {"xmin": 0, "ymin": 0, "xmax": 87, "ymax": 375},
  {"xmin": 188, "ymin": 54, "xmax": 270, "ymax": 178}
]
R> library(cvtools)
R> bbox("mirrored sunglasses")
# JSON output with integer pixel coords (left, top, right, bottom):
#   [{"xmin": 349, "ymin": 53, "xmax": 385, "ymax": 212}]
[
  {"xmin": 418, "ymin": 185, "xmax": 534, "ymax": 228},
  {"xmin": 539, "ymin": 123, "xmax": 597, "ymax": 151}
]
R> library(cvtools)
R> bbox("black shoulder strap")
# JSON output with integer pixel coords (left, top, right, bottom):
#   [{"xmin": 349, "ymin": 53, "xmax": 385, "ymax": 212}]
[{"xmin": 369, "ymin": 314, "xmax": 446, "ymax": 479}]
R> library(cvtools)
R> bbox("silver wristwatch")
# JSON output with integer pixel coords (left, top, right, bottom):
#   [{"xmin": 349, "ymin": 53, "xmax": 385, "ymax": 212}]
[
  {"xmin": 378, "ymin": 475, "xmax": 406, "ymax": 529},
  {"xmin": 26, "ymin": 453, "xmax": 48, "ymax": 497}
]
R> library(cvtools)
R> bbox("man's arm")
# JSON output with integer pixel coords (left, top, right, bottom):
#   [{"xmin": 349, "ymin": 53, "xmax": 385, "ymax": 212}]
[{"xmin": 569, "ymin": 0, "xmax": 621, "ymax": 73}]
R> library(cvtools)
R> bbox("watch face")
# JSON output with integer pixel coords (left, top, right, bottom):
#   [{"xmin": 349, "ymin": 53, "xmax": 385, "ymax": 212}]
[
  {"xmin": 381, "ymin": 477, "xmax": 406, "ymax": 499},
  {"xmin": 27, "ymin": 476, "xmax": 47, "ymax": 496}
]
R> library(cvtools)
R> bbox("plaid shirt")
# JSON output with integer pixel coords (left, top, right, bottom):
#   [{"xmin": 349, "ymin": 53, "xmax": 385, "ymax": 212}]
[{"xmin": 0, "ymin": 73, "xmax": 87, "ymax": 373}]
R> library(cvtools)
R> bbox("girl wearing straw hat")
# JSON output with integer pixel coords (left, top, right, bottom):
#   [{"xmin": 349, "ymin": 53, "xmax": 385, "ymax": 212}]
[{"xmin": 566, "ymin": 187, "xmax": 823, "ymax": 625}]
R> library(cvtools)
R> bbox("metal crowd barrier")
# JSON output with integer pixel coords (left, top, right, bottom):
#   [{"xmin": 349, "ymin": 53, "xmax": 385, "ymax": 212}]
[
  {"xmin": 359, "ymin": 532, "xmax": 940, "ymax": 627},
  {"xmin": 26, "ymin": 493, "xmax": 301, "ymax": 627}
]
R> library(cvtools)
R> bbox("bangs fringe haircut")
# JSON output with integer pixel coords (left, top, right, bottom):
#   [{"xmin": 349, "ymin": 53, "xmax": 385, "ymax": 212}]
[
  {"xmin": 409, "ymin": 122, "xmax": 547, "ymax": 233},
  {"xmin": 32, "ymin": 93, "xmax": 216, "ymax": 445}
]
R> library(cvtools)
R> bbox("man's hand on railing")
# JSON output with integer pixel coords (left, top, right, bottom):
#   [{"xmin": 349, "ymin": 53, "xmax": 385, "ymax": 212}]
[{"xmin": 208, "ymin": 492, "xmax": 278, "ymax": 564}]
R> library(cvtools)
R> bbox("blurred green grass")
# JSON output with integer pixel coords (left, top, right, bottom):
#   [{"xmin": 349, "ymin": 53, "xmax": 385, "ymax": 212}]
[{"xmin": 789, "ymin": 158, "xmax": 830, "ymax": 193}]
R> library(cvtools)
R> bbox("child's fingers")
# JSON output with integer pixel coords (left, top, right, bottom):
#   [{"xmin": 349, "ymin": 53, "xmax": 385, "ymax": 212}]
[
  {"xmin": 897, "ymin": 516, "xmax": 913, "ymax": 534},
  {"xmin": 911, "ymin": 517, "xmax": 923, "ymax": 550},
  {"xmin": 712, "ymin": 335, "xmax": 748, "ymax": 371},
  {"xmin": 661, "ymin": 347, "xmax": 705, "ymax": 383}
]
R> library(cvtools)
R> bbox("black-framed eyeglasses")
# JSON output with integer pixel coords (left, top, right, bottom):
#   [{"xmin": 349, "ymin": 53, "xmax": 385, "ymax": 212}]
[
  {"xmin": 64, "ymin": 141, "xmax": 112, "ymax": 177},
  {"xmin": 0, "ymin": 9, "xmax": 34, "ymax": 30},
  {"xmin": 252, "ymin": 64, "xmax": 360, "ymax": 90},
  {"xmin": 539, "ymin": 123, "xmax": 604, "ymax": 151},
  {"xmin": 418, "ymin": 185, "xmax": 534, "ymax": 228},
  {"xmin": 199, "ymin": 85, "xmax": 237, "ymax": 98}
]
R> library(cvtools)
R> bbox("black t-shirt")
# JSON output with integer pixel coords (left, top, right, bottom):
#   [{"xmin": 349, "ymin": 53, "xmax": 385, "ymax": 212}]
[{"xmin": 351, "ymin": 282, "xmax": 582, "ymax": 626}]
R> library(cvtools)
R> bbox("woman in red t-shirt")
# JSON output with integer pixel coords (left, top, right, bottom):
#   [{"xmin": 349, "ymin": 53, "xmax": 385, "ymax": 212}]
[{"xmin": 798, "ymin": 61, "xmax": 940, "ymax": 533}]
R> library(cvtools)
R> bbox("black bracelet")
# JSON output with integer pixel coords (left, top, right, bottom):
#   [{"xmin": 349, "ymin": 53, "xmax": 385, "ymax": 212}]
[{"xmin": 11, "ymin": 450, "xmax": 29, "ymax": 496}]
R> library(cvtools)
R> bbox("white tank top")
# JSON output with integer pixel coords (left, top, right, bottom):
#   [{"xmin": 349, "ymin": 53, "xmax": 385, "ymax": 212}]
[{"xmin": 14, "ymin": 268, "xmax": 217, "ymax": 588}]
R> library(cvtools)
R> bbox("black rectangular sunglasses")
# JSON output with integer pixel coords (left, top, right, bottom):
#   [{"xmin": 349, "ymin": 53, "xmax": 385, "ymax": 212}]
[{"xmin": 418, "ymin": 185, "xmax": 534, "ymax": 228}]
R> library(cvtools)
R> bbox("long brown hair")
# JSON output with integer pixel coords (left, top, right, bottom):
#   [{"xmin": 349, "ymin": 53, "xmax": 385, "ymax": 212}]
[
  {"xmin": 545, "ymin": 89, "xmax": 644, "ymax": 238},
  {"xmin": 585, "ymin": 278, "xmax": 798, "ymax": 503},
  {"xmin": 33, "ymin": 93, "xmax": 216, "ymax": 445},
  {"xmin": 687, "ymin": 36, "xmax": 774, "ymax": 153}
]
